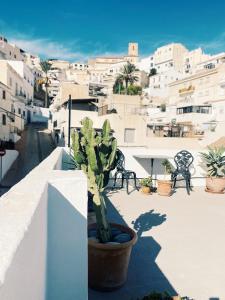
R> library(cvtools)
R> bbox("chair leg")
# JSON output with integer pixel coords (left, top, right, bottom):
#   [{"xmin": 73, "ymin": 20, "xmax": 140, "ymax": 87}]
[
  {"xmin": 113, "ymin": 171, "xmax": 118, "ymax": 188},
  {"xmin": 126, "ymin": 177, "xmax": 129, "ymax": 194},
  {"xmin": 185, "ymin": 177, "xmax": 190, "ymax": 195},
  {"xmin": 121, "ymin": 175, "xmax": 124, "ymax": 189},
  {"xmin": 188, "ymin": 176, "xmax": 192, "ymax": 190},
  {"xmin": 173, "ymin": 176, "xmax": 177, "ymax": 188},
  {"xmin": 133, "ymin": 172, "xmax": 139, "ymax": 191}
]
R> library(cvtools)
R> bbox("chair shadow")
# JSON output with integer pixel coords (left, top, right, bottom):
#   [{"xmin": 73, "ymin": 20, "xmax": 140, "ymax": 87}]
[{"xmin": 89, "ymin": 196, "xmax": 178, "ymax": 299}]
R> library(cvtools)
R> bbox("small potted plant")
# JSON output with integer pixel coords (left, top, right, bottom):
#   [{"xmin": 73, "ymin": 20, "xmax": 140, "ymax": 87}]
[
  {"xmin": 72, "ymin": 117, "xmax": 137, "ymax": 291},
  {"xmin": 139, "ymin": 177, "xmax": 153, "ymax": 194},
  {"xmin": 157, "ymin": 159, "xmax": 173, "ymax": 196},
  {"xmin": 200, "ymin": 146, "xmax": 225, "ymax": 193}
]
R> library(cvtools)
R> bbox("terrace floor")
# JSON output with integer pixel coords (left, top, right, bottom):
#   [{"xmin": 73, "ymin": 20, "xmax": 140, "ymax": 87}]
[{"xmin": 89, "ymin": 186, "xmax": 225, "ymax": 300}]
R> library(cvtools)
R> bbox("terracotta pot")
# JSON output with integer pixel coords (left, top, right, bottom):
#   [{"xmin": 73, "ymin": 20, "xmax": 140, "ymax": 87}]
[
  {"xmin": 88, "ymin": 223, "xmax": 137, "ymax": 291},
  {"xmin": 157, "ymin": 180, "xmax": 172, "ymax": 196},
  {"xmin": 140, "ymin": 186, "xmax": 151, "ymax": 194},
  {"xmin": 206, "ymin": 177, "xmax": 225, "ymax": 193}
]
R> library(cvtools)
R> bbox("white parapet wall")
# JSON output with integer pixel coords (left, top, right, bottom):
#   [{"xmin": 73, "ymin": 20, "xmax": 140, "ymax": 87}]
[
  {"xmin": 0, "ymin": 147, "xmax": 88, "ymax": 300},
  {"xmin": 0, "ymin": 150, "xmax": 18, "ymax": 181}
]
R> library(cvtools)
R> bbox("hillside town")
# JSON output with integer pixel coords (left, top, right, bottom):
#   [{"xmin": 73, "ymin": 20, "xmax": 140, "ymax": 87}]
[
  {"xmin": 0, "ymin": 35, "xmax": 224, "ymax": 151},
  {"xmin": 1, "ymin": 29, "xmax": 225, "ymax": 300}
]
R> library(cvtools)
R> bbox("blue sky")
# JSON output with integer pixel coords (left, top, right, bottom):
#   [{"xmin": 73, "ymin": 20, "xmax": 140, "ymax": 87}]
[{"xmin": 1, "ymin": 0, "xmax": 225, "ymax": 61}]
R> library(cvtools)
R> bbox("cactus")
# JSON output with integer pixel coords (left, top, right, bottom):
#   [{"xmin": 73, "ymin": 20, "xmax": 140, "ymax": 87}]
[{"xmin": 72, "ymin": 117, "xmax": 118, "ymax": 243}]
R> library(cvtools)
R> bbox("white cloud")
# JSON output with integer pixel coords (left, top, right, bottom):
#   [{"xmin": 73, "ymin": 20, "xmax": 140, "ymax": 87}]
[
  {"xmin": 199, "ymin": 32, "xmax": 225, "ymax": 53},
  {"xmin": 10, "ymin": 36, "xmax": 86, "ymax": 61}
]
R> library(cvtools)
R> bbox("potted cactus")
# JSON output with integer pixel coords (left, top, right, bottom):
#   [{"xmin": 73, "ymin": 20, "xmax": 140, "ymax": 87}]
[
  {"xmin": 72, "ymin": 117, "xmax": 137, "ymax": 291},
  {"xmin": 139, "ymin": 177, "xmax": 153, "ymax": 194},
  {"xmin": 157, "ymin": 159, "xmax": 173, "ymax": 196},
  {"xmin": 200, "ymin": 147, "xmax": 225, "ymax": 193}
]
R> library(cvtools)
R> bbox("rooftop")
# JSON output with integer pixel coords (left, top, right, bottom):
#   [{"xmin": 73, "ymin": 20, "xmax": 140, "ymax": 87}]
[
  {"xmin": 90, "ymin": 187, "xmax": 225, "ymax": 300},
  {"xmin": 0, "ymin": 147, "xmax": 224, "ymax": 300}
]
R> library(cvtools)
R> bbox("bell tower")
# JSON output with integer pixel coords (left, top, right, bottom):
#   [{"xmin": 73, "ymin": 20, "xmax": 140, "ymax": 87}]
[{"xmin": 128, "ymin": 42, "xmax": 138, "ymax": 57}]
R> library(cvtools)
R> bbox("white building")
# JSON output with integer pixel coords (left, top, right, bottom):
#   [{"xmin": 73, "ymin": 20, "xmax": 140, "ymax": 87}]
[
  {"xmin": 0, "ymin": 60, "xmax": 34, "ymax": 141},
  {"xmin": 0, "ymin": 35, "xmax": 25, "ymax": 61},
  {"xmin": 183, "ymin": 48, "xmax": 211, "ymax": 74},
  {"xmin": 8, "ymin": 61, "xmax": 34, "ymax": 104}
]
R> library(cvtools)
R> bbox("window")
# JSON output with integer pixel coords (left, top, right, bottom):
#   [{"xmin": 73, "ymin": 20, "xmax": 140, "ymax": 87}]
[
  {"xmin": 124, "ymin": 128, "xmax": 135, "ymax": 143},
  {"xmin": 2, "ymin": 114, "xmax": 6, "ymax": 125},
  {"xmin": 23, "ymin": 111, "xmax": 26, "ymax": 117},
  {"xmin": 2, "ymin": 90, "xmax": 6, "ymax": 99},
  {"xmin": 18, "ymin": 108, "xmax": 21, "ymax": 114}
]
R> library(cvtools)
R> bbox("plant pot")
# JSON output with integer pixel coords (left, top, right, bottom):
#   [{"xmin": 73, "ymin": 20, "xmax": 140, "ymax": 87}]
[
  {"xmin": 157, "ymin": 180, "xmax": 172, "ymax": 196},
  {"xmin": 206, "ymin": 177, "xmax": 225, "ymax": 193},
  {"xmin": 140, "ymin": 186, "xmax": 151, "ymax": 194},
  {"xmin": 88, "ymin": 223, "xmax": 137, "ymax": 291}
]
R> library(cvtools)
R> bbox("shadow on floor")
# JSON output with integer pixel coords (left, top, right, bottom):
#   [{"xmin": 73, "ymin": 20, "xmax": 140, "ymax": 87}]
[{"xmin": 89, "ymin": 193, "xmax": 177, "ymax": 300}]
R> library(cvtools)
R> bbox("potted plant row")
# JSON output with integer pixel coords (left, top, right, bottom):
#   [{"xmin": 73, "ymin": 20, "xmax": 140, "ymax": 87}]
[
  {"xmin": 200, "ymin": 146, "xmax": 225, "ymax": 193},
  {"xmin": 72, "ymin": 117, "xmax": 137, "ymax": 291},
  {"xmin": 157, "ymin": 159, "xmax": 173, "ymax": 196}
]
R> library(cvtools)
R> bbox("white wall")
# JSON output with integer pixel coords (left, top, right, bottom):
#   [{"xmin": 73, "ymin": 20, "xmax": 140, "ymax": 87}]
[
  {"xmin": 0, "ymin": 149, "xmax": 18, "ymax": 181},
  {"xmin": 0, "ymin": 148, "xmax": 88, "ymax": 300}
]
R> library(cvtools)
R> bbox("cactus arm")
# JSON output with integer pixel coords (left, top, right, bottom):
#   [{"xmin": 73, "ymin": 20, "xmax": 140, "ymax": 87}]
[{"xmin": 72, "ymin": 117, "xmax": 118, "ymax": 243}]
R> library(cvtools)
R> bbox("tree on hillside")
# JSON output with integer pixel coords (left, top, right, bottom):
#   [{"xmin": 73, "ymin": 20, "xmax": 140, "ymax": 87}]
[
  {"xmin": 127, "ymin": 84, "xmax": 142, "ymax": 95},
  {"xmin": 115, "ymin": 62, "xmax": 139, "ymax": 94},
  {"xmin": 113, "ymin": 76, "xmax": 124, "ymax": 94},
  {"xmin": 40, "ymin": 60, "xmax": 52, "ymax": 108},
  {"xmin": 149, "ymin": 68, "xmax": 157, "ymax": 77}
]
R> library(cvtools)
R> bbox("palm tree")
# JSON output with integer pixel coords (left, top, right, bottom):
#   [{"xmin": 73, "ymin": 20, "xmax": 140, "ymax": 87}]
[
  {"xmin": 40, "ymin": 60, "xmax": 52, "ymax": 108},
  {"xmin": 113, "ymin": 76, "xmax": 124, "ymax": 94},
  {"xmin": 117, "ymin": 62, "xmax": 139, "ymax": 94}
]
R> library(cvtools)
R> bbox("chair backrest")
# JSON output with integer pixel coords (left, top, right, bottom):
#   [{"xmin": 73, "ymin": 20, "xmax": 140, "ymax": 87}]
[
  {"xmin": 174, "ymin": 150, "xmax": 194, "ymax": 171},
  {"xmin": 116, "ymin": 149, "xmax": 125, "ymax": 170}
]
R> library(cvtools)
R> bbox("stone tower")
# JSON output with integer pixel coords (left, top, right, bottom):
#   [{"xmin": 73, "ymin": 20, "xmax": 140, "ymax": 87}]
[{"xmin": 128, "ymin": 42, "xmax": 138, "ymax": 57}]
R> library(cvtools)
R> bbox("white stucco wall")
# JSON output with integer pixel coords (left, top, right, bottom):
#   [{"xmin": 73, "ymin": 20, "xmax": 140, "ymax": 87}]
[
  {"xmin": 0, "ymin": 150, "xmax": 18, "ymax": 181},
  {"xmin": 0, "ymin": 148, "xmax": 88, "ymax": 300}
]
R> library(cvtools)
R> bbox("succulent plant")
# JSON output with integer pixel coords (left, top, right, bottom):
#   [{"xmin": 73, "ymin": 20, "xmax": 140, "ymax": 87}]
[
  {"xmin": 72, "ymin": 117, "xmax": 118, "ymax": 243},
  {"xmin": 161, "ymin": 159, "xmax": 173, "ymax": 176},
  {"xmin": 139, "ymin": 177, "xmax": 152, "ymax": 187},
  {"xmin": 200, "ymin": 147, "xmax": 225, "ymax": 177}
]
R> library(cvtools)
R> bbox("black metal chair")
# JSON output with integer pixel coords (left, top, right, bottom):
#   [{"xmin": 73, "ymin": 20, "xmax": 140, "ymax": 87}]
[
  {"xmin": 113, "ymin": 149, "xmax": 138, "ymax": 194},
  {"xmin": 171, "ymin": 150, "xmax": 194, "ymax": 195}
]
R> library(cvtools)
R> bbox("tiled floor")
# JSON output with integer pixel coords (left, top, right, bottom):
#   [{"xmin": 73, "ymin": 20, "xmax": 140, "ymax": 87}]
[{"xmin": 89, "ymin": 187, "xmax": 225, "ymax": 300}]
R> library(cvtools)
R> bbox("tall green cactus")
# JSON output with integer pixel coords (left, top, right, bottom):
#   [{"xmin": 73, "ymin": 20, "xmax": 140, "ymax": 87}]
[{"xmin": 72, "ymin": 117, "xmax": 118, "ymax": 243}]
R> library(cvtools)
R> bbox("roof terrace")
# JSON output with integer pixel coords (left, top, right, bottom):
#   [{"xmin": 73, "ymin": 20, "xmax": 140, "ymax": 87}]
[{"xmin": 0, "ymin": 147, "xmax": 224, "ymax": 300}]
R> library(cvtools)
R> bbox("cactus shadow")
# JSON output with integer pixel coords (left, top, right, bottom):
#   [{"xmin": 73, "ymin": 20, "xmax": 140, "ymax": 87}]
[{"xmin": 90, "ymin": 195, "xmax": 178, "ymax": 299}]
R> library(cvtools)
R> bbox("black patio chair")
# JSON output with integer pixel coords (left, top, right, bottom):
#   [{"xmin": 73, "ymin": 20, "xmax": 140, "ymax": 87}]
[
  {"xmin": 171, "ymin": 150, "xmax": 194, "ymax": 195},
  {"xmin": 113, "ymin": 149, "xmax": 139, "ymax": 194}
]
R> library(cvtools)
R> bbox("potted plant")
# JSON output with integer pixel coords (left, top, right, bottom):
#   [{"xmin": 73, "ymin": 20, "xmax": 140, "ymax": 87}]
[
  {"xmin": 200, "ymin": 147, "xmax": 225, "ymax": 193},
  {"xmin": 157, "ymin": 159, "xmax": 173, "ymax": 196},
  {"xmin": 72, "ymin": 117, "xmax": 137, "ymax": 291},
  {"xmin": 139, "ymin": 177, "xmax": 153, "ymax": 194}
]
